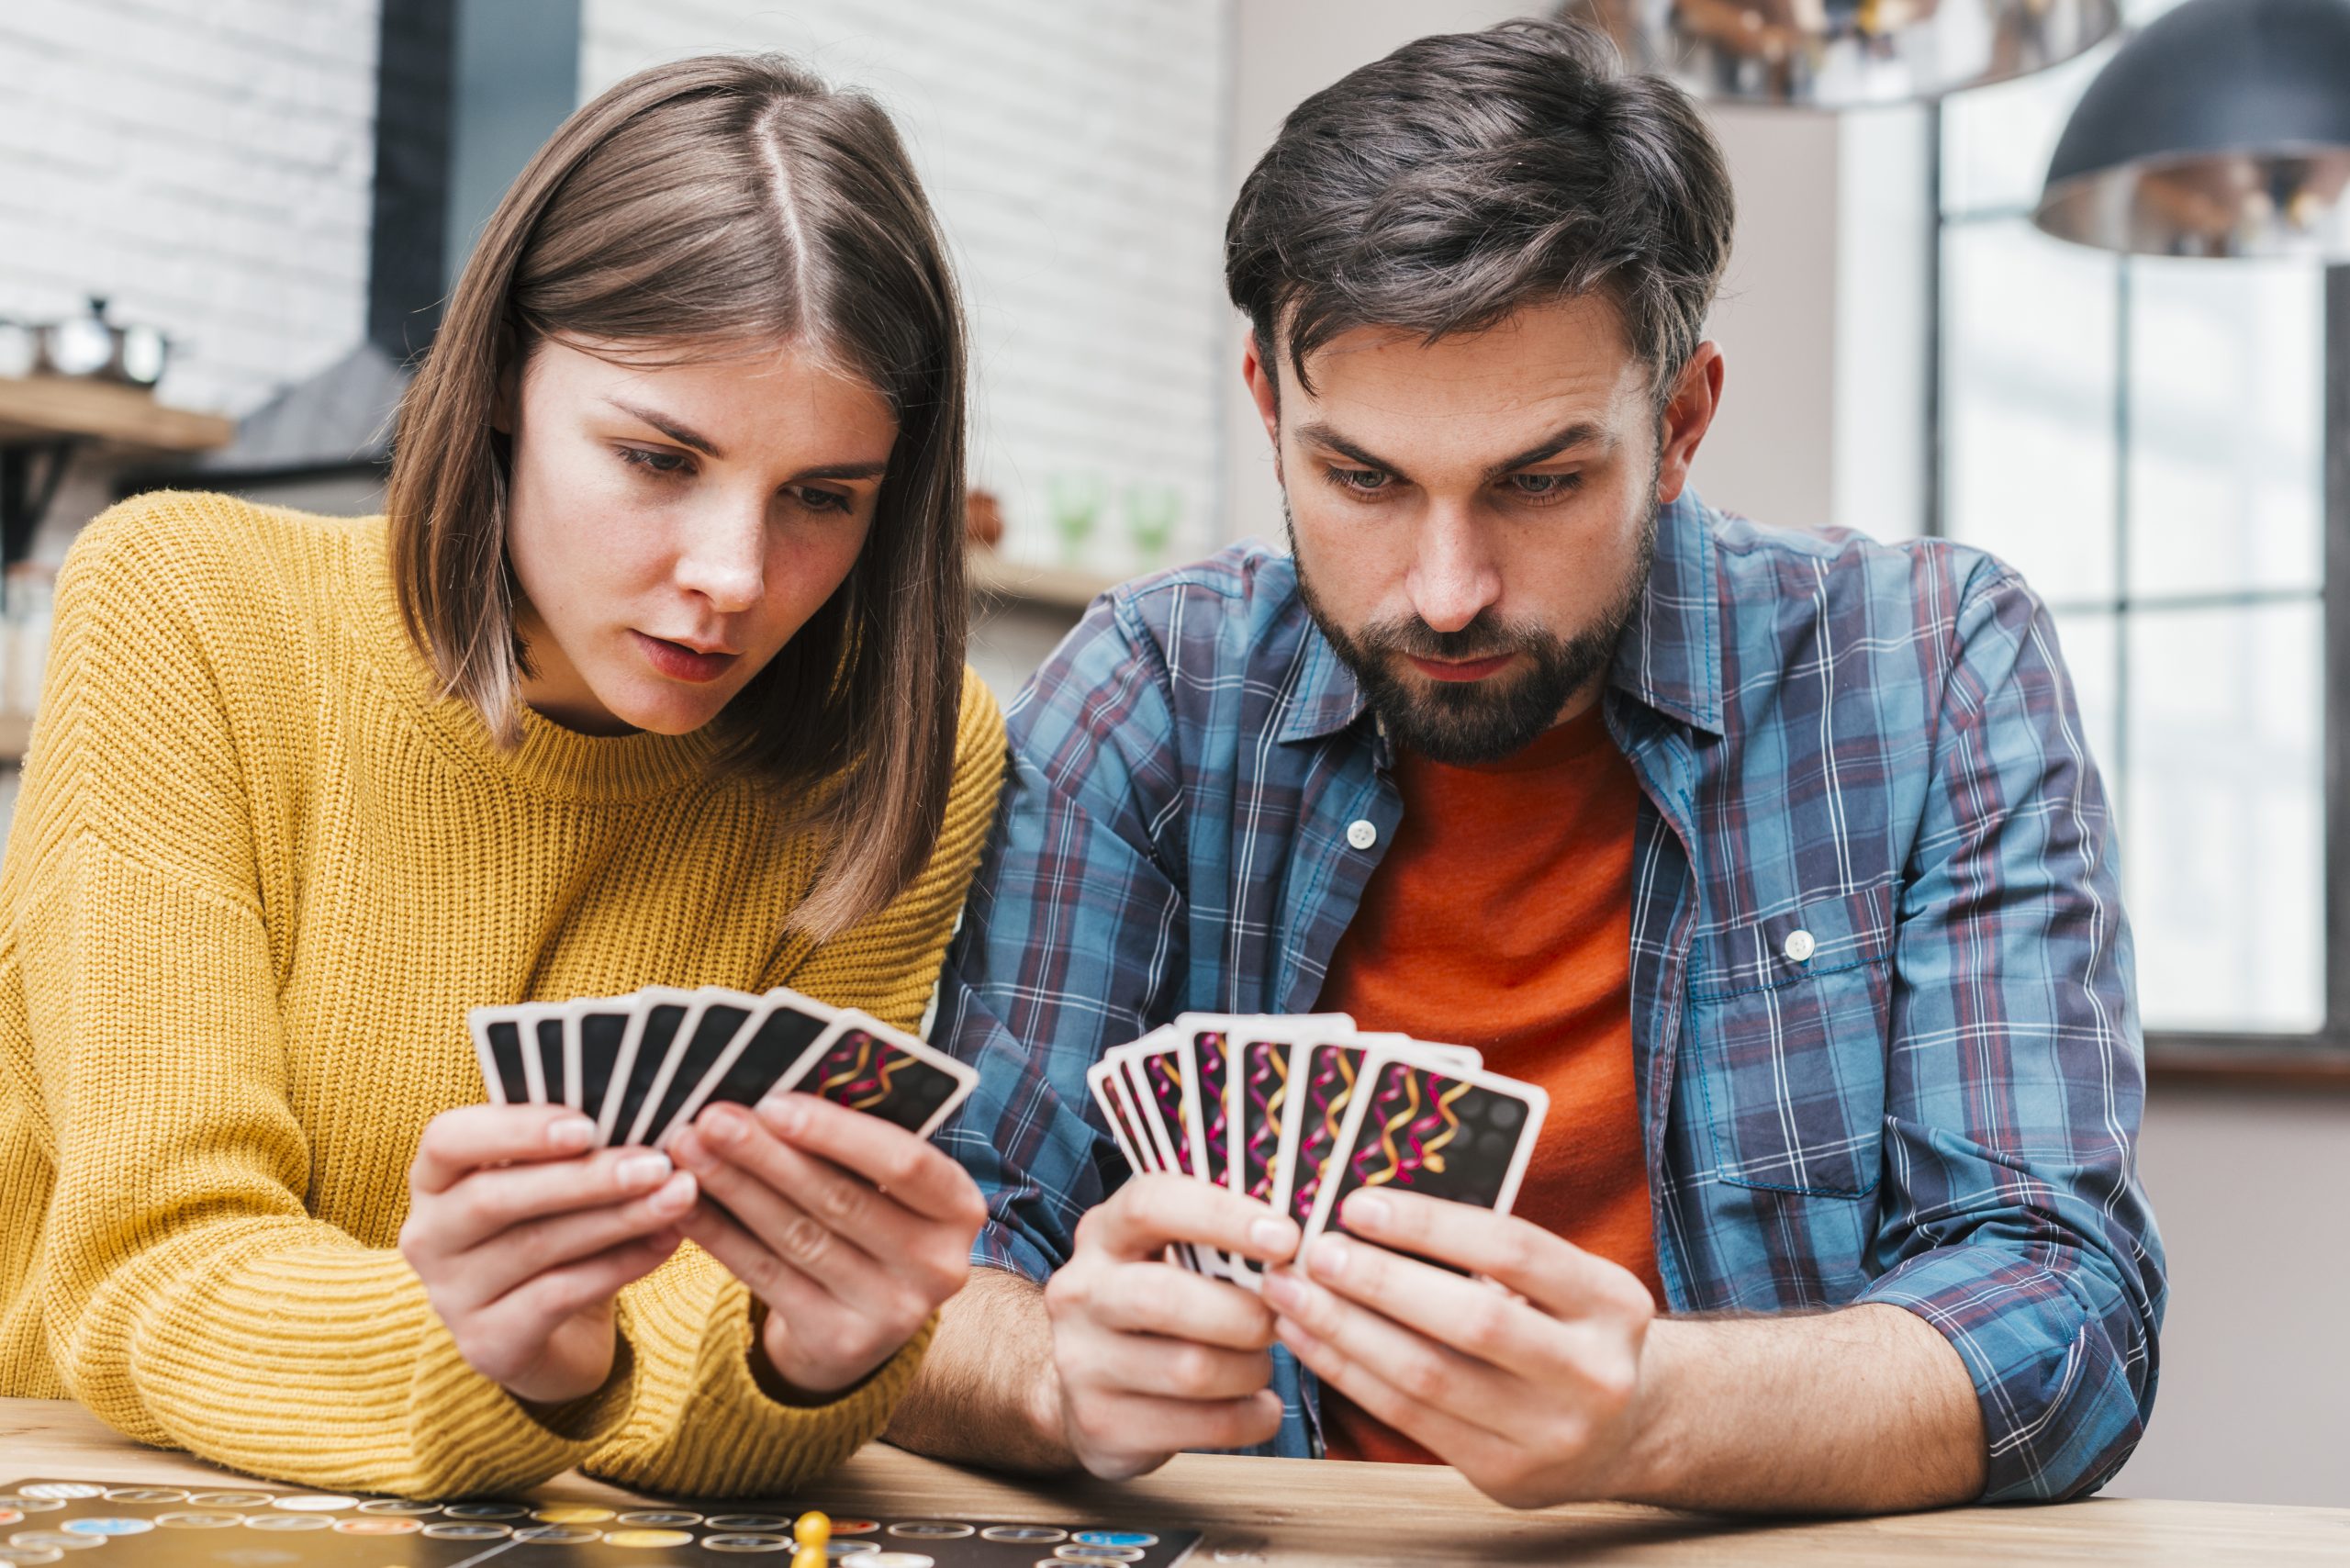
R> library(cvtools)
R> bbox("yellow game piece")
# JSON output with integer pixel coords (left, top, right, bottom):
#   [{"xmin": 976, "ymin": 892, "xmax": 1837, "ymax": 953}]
[{"xmin": 789, "ymin": 1510, "xmax": 830, "ymax": 1568}]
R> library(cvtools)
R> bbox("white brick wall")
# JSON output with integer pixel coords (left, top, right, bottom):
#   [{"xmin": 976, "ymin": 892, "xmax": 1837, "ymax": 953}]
[
  {"xmin": 581, "ymin": 0, "xmax": 1234, "ymax": 572},
  {"xmin": 0, "ymin": 0, "xmax": 378, "ymax": 423}
]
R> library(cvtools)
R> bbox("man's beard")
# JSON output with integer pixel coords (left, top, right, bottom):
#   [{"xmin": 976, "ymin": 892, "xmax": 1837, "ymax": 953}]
[{"xmin": 1288, "ymin": 492, "xmax": 1658, "ymax": 767}]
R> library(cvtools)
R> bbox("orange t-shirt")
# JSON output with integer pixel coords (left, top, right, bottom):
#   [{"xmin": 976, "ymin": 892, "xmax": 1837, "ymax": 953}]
[{"xmin": 1313, "ymin": 702, "xmax": 1662, "ymax": 1464}]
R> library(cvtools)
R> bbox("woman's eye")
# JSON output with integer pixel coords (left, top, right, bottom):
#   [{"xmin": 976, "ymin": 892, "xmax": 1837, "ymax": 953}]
[
  {"xmin": 793, "ymin": 487, "xmax": 853, "ymax": 515},
  {"xmin": 616, "ymin": 445, "xmax": 692, "ymax": 476}
]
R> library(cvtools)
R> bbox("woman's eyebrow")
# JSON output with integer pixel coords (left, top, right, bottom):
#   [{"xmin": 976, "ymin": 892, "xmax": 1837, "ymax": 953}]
[{"xmin": 605, "ymin": 397, "xmax": 724, "ymax": 458}]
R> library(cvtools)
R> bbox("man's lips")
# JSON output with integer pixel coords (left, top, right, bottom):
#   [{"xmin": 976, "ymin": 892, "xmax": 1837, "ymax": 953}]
[
  {"xmin": 1405, "ymin": 652, "xmax": 1515, "ymax": 683},
  {"xmin": 632, "ymin": 630, "xmax": 740, "ymax": 684}
]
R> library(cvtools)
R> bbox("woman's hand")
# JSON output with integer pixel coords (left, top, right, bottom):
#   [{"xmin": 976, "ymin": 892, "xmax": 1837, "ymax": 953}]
[
  {"xmin": 668, "ymin": 1093, "xmax": 987, "ymax": 1400},
  {"xmin": 402, "ymin": 1104, "xmax": 696, "ymax": 1406}
]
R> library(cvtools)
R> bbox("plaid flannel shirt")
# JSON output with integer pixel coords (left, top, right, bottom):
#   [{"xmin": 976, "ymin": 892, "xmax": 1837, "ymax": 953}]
[{"xmin": 934, "ymin": 489, "xmax": 2165, "ymax": 1501}]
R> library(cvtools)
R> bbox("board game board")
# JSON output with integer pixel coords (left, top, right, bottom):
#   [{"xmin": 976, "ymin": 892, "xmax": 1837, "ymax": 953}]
[{"xmin": 0, "ymin": 1482, "xmax": 1195, "ymax": 1568}]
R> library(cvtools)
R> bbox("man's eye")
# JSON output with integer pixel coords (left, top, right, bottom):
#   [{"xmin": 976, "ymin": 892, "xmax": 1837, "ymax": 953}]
[
  {"xmin": 1326, "ymin": 466, "xmax": 1392, "ymax": 494},
  {"xmin": 616, "ymin": 445, "xmax": 692, "ymax": 476},
  {"xmin": 1508, "ymin": 472, "xmax": 1582, "ymax": 498}
]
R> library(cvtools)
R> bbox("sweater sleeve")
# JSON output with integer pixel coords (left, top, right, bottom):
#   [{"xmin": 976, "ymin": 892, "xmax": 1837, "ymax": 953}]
[
  {"xmin": 577, "ymin": 671, "xmax": 1004, "ymax": 1495},
  {"xmin": 14, "ymin": 505, "xmax": 632, "ymax": 1495}
]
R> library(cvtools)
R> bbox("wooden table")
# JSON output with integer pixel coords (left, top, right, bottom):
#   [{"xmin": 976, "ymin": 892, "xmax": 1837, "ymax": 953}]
[{"xmin": 4, "ymin": 1399, "xmax": 2344, "ymax": 1565}]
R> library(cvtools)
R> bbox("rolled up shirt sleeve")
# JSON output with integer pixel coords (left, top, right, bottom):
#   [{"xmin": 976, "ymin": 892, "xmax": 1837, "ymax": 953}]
[{"xmin": 1862, "ymin": 557, "xmax": 2165, "ymax": 1501}]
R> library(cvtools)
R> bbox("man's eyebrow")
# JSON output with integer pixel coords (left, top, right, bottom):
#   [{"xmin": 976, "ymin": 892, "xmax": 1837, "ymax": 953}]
[
  {"xmin": 1292, "ymin": 418, "xmax": 1612, "ymax": 481},
  {"xmin": 605, "ymin": 397, "xmax": 724, "ymax": 459}
]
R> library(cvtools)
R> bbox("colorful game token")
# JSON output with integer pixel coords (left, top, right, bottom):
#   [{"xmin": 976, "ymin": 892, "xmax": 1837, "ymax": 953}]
[
  {"xmin": 443, "ymin": 1504, "xmax": 526, "ymax": 1521},
  {"xmin": 184, "ymin": 1495, "xmax": 273, "ymax": 1509},
  {"xmin": 886, "ymin": 1522, "xmax": 973, "ymax": 1540},
  {"xmin": 99, "ymin": 1492, "xmax": 184, "ymax": 1506},
  {"xmin": 513, "ymin": 1526, "xmax": 599, "ymax": 1544},
  {"xmin": 355, "ymin": 1500, "xmax": 440, "ymax": 1517},
  {"xmin": 1053, "ymin": 1551, "xmax": 1144, "ymax": 1564},
  {"xmin": 0, "ymin": 1516, "xmax": 17, "ymax": 1530},
  {"xmin": 269, "ymin": 1497, "xmax": 356, "ymax": 1514},
  {"xmin": 152, "ymin": 1515, "xmax": 242, "ymax": 1530},
  {"xmin": 701, "ymin": 1535, "xmax": 791, "ymax": 1553},
  {"xmin": 825, "ymin": 1519, "xmax": 878, "ymax": 1536},
  {"xmin": 0, "ymin": 1546, "xmax": 62, "ymax": 1565},
  {"xmin": 981, "ymin": 1527, "xmax": 1068, "ymax": 1544},
  {"xmin": 61, "ymin": 1520, "xmax": 151, "ymax": 1537},
  {"xmin": 788, "ymin": 1510, "xmax": 829, "ymax": 1568},
  {"xmin": 818, "ymin": 1545, "xmax": 874, "ymax": 1562},
  {"xmin": 602, "ymin": 1530, "xmax": 693, "ymax": 1549},
  {"xmin": 421, "ymin": 1523, "xmax": 510, "ymax": 1541},
  {"xmin": 17, "ymin": 1491, "xmax": 99, "ymax": 1506},
  {"xmin": 332, "ymin": 1518, "xmax": 420, "ymax": 1536},
  {"xmin": 7, "ymin": 1535, "xmax": 97, "ymax": 1553},
  {"xmin": 530, "ymin": 1506, "xmax": 614, "ymax": 1525},
  {"xmin": 705, "ymin": 1516, "xmax": 791, "ymax": 1532},
  {"xmin": 1069, "ymin": 1532, "xmax": 1158, "ymax": 1549},
  {"xmin": 0, "ymin": 1502, "xmax": 62, "ymax": 1517},
  {"xmin": 243, "ymin": 1516, "xmax": 330, "ymax": 1532},
  {"xmin": 851, "ymin": 1557, "xmax": 934, "ymax": 1568},
  {"xmin": 616, "ymin": 1512, "xmax": 702, "ymax": 1527}
]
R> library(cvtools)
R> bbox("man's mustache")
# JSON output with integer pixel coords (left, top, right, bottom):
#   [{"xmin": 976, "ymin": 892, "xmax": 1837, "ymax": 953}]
[{"xmin": 1353, "ymin": 613, "xmax": 1552, "ymax": 665}]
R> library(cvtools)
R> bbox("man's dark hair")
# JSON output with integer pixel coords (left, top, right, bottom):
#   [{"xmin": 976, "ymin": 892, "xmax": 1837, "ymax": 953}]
[{"xmin": 1225, "ymin": 16, "xmax": 1734, "ymax": 407}]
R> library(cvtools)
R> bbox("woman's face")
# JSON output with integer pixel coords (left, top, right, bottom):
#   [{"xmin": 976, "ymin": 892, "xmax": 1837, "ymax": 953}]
[{"xmin": 501, "ymin": 335, "xmax": 899, "ymax": 737}]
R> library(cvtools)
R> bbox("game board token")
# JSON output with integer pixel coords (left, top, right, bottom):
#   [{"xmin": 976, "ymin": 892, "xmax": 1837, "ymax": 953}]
[
  {"xmin": 701, "ymin": 1535, "xmax": 790, "ymax": 1553},
  {"xmin": 603, "ymin": 1530, "xmax": 693, "ymax": 1549},
  {"xmin": 0, "ymin": 1503, "xmax": 61, "ymax": 1518},
  {"xmin": 850, "ymin": 1557, "xmax": 933, "ymax": 1568},
  {"xmin": 616, "ymin": 1513, "xmax": 702, "ymax": 1527},
  {"xmin": 531, "ymin": 1506, "xmax": 614, "ymax": 1525},
  {"xmin": 0, "ymin": 1546, "xmax": 62, "ymax": 1565},
  {"xmin": 885, "ymin": 1523, "xmax": 972, "ymax": 1540},
  {"xmin": 442, "ymin": 1505, "xmax": 527, "ymax": 1521},
  {"xmin": 1070, "ymin": 1532, "xmax": 1158, "ymax": 1549},
  {"xmin": 421, "ymin": 1524, "xmax": 510, "ymax": 1541},
  {"xmin": 153, "ymin": 1515, "xmax": 242, "ymax": 1530},
  {"xmin": 1053, "ymin": 1551, "xmax": 1144, "ymax": 1564},
  {"xmin": 704, "ymin": 1516, "xmax": 791, "ymax": 1532},
  {"xmin": 184, "ymin": 1495, "xmax": 274, "ymax": 1509},
  {"xmin": 513, "ymin": 1526, "xmax": 600, "ymax": 1544},
  {"xmin": 981, "ymin": 1527, "xmax": 1067, "ymax": 1545},
  {"xmin": 269, "ymin": 1497, "xmax": 356, "ymax": 1514},
  {"xmin": 243, "ymin": 1516, "xmax": 330, "ymax": 1532},
  {"xmin": 61, "ymin": 1521, "xmax": 151, "ymax": 1538},
  {"xmin": 355, "ymin": 1501, "xmax": 439, "ymax": 1517},
  {"xmin": 8, "ymin": 1535, "xmax": 98, "ymax": 1552},
  {"xmin": 332, "ymin": 1518, "xmax": 420, "ymax": 1536},
  {"xmin": 817, "ymin": 1545, "xmax": 875, "ymax": 1562},
  {"xmin": 0, "ymin": 1516, "xmax": 17, "ymax": 1530},
  {"xmin": 823, "ymin": 1520, "xmax": 878, "ymax": 1536},
  {"xmin": 17, "ymin": 1492, "xmax": 99, "ymax": 1505},
  {"xmin": 99, "ymin": 1492, "xmax": 184, "ymax": 1506}
]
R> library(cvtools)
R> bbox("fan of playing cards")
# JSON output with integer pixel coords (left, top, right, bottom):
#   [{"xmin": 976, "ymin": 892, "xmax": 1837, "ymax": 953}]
[
  {"xmin": 468, "ymin": 986, "xmax": 979, "ymax": 1149},
  {"xmin": 1090, "ymin": 1014, "xmax": 1550, "ymax": 1287}
]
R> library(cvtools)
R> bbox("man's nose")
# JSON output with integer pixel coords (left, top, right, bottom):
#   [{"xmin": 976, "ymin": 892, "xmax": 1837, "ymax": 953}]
[{"xmin": 1404, "ymin": 501, "xmax": 1502, "ymax": 634}]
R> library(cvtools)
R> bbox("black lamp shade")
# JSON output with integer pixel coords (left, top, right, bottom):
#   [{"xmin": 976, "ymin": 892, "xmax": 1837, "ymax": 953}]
[{"xmin": 2035, "ymin": 0, "xmax": 2350, "ymax": 257}]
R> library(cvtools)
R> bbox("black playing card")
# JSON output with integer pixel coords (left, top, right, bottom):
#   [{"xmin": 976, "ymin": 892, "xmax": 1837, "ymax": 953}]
[
  {"xmin": 633, "ymin": 989, "xmax": 760, "ymax": 1149},
  {"xmin": 663, "ymin": 991, "xmax": 839, "ymax": 1135},
  {"xmin": 568, "ymin": 996, "xmax": 638, "ymax": 1139},
  {"xmin": 775, "ymin": 1010, "xmax": 978, "ymax": 1137},
  {"xmin": 609, "ymin": 989, "xmax": 695, "ymax": 1148},
  {"xmin": 468, "ymin": 1006, "xmax": 533, "ymax": 1104},
  {"xmin": 530, "ymin": 1007, "xmax": 570, "ymax": 1107}
]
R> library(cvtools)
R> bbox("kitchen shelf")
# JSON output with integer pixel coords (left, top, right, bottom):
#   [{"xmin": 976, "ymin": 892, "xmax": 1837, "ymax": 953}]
[{"xmin": 968, "ymin": 549, "xmax": 1121, "ymax": 612}]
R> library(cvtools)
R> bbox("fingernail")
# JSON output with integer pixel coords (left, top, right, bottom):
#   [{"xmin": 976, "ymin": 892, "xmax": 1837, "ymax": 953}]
[
  {"xmin": 1274, "ymin": 1317, "xmax": 1320, "ymax": 1357},
  {"xmin": 649, "ymin": 1171, "xmax": 697, "ymax": 1215},
  {"xmin": 1259, "ymin": 1271, "xmax": 1303, "ymax": 1312},
  {"xmin": 758, "ymin": 1094, "xmax": 806, "ymax": 1136},
  {"xmin": 1248, "ymin": 1215, "xmax": 1299, "ymax": 1255},
  {"xmin": 550, "ymin": 1115, "xmax": 599, "ymax": 1151},
  {"xmin": 617, "ymin": 1152, "xmax": 671, "ymax": 1188},
  {"xmin": 704, "ymin": 1111, "xmax": 744, "ymax": 1146},
  {"xmin": 1309, "ymin": 1237, "xmax": 1351, "ymax": 1280},
  {"xmin": 1345, "ymin": 1193, "xmax": 1390, "ymax": 1230}
]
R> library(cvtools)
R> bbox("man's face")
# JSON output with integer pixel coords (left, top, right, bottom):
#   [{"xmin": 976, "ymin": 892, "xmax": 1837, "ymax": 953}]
[{"xmin": 1248, "ymin": 297, "xmax": 1717, "ymax": 765}]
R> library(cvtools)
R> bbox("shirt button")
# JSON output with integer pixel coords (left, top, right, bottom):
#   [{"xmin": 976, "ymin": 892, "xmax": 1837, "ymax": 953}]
[
  {"xmin": 1784, "ymin": 929, "xmax": 1816, "ymax": 964},
  {"xmin": 1347, "ymin": 819, "xmax": 1378, "ymax": 851}
]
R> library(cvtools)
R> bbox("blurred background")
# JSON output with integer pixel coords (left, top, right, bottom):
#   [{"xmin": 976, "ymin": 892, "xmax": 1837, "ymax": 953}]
[{"xmin": 0, "ymin": 0, "xmax": 2343, "ymax": 1507}]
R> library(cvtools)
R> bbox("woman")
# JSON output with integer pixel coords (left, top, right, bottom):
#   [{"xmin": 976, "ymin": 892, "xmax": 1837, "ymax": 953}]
[{"xmin": 0, "ymin": 54, "xmax": 1003, "ymax": 1498}]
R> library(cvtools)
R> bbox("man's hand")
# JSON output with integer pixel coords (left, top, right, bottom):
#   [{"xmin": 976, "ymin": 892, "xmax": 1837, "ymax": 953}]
[
  {"xmin": 1043, "ymin": 1173, "xmax": 1304, "ymax": 1479},
  {"xmin": 1261, "ymin": 1187, "xmax": 1656, "ymax": 1508},
  {"xmin": 668, "ymin": 1093, "xmax": 987, "ymax": 1400},
  {"xmin": 402, "ymin": 1105, "xmax": 696, "ymax": 1406}
]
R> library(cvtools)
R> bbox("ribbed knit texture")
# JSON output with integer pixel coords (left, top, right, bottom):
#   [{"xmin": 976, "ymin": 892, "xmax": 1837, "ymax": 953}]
[{"xmin": 0, "ymin": 491, "xmax": 1005, "ymax": 1497}]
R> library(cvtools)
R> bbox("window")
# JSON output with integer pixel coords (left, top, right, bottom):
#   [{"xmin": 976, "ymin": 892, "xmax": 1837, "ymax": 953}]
[{"xmin": 1935, "ymin": 5, "xmax": 2347, "ymax": 1067}]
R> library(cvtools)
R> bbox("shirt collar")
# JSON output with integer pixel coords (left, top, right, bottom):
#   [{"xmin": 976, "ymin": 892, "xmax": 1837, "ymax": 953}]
[{"xmin": 1277, "ymin": 488, "xmax": 1724, "ymax": 745}]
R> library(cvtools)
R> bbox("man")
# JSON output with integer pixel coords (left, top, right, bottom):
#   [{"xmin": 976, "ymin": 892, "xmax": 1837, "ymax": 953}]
[{"xmin": 889, "ymin": 17, "xmax": 2164, "ymax": 1511}]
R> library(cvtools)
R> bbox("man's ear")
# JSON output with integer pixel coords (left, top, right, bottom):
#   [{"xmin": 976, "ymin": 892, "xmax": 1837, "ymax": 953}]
[
  {"xmin": 1240, "ymin": 329, "xmax": 1282, "ymax": 457},
  {"xmin": 1654, "ymin": 342, "xmax": 1725, "ymax": 507}
]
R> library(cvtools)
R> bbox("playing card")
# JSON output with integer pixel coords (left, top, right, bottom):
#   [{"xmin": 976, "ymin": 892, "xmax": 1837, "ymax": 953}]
[
  {"xmin": 606, "ymin": 987, "xmax": 697, "ymax": 1148},
  {"xmin": 1122, "ymin": 1027, "xmax": 1201, "ymax": 1178},
  {"xmin": 1301, "ymin": 1048, "xmax": 1548, "ymax": 1271},
  {"xmin": 1091, "ymin": 1039, "xmax": 1208, "ymax": 1276},
  {"xmin": 660, "ymin": 988, "xmax": 840, "ymax": 1136},
  {"xmin": 775, "ymin": 1009, "xmax": 978, "ymax": 1138},
  {"xmin": 566, "ymin": 994, "xmax": 639, "ymax": 1139},
  {"xmin": 466, "ymin": 1005, "xmax": 533, "ymax": 1105},
  {"xmin": 1271, "ymin": 1032, "xmax": 1478, "ymax": 1233},
  {"xmin": 630, "ymin": 988, "xmax": 763, "ymax": 1149},
  {"xmin": 525, "ymin": 1003, "xmax": 569, "ymax": 1107}
]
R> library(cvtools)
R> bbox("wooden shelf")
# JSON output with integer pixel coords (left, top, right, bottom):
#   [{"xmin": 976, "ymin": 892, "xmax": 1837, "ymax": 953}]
[
  {"xmin": 0, "ymin": 375, "xmax": 236, "ymax": 453},
  {"xmin": 968, "ymin": 548, "xmax": 1122, "ymax": 612}
]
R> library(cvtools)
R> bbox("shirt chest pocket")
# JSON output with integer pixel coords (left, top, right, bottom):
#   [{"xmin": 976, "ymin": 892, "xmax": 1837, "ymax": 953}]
[{"xmin": 1684, "ymin": 881, "xmax": 1896, "ymax": 1199}]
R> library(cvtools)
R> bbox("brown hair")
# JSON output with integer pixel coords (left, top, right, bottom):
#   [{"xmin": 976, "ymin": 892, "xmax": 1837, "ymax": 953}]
[
  {"xmin": 387, "ymin": 53, "xmax": 968, "ymax": 939},
  {"xmin": 1225, "ymin": 16, "xmax": 1733, "ymax": 409}
]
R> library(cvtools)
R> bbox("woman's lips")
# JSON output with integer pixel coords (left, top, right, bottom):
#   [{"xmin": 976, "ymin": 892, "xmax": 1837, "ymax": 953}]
[
  {"xmin": 1406, "ymin": 652, "xmax": 1515, "ymax": 683},
  {"xmin": 632, "ymin": 630, "xmax": 739, "ymax": 684}
]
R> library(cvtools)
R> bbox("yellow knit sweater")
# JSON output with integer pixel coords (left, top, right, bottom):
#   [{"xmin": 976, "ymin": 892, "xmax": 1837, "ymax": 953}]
[{"xmin": 0, "ymin": 491, "xmax": 1006, "ymax": 1497}]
